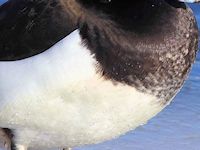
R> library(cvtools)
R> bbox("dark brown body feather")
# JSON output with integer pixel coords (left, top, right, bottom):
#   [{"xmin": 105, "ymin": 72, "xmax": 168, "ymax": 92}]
[
  {"xmin": 0, "ymin": 0, "xmax": 79, "ymax": 60},
  {"xmin": 0, "ymin": 0, "xmax": 199, "ymax": 101},
  {"xmin": 78, "ymin": 0, "xmax": 199, "ymax": 101}
]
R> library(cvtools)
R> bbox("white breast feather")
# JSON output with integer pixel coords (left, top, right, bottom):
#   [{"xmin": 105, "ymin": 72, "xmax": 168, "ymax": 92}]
[{"xmin": 0, "ymin": 30, "xmax": 164, "ymax": 149}]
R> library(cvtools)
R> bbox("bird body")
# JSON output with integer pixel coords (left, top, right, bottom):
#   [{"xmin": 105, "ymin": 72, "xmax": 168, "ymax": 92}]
[
  {"xmin": 0, "ymin": 30, "xmax": 162, "ymax": 150},
  {"xmin": 0, "ymin": 30, "xmax": 104, "ymax": 149},
  {"xmin": 0, "ymin": 0, "xmax": 198, "ymax": 150}
]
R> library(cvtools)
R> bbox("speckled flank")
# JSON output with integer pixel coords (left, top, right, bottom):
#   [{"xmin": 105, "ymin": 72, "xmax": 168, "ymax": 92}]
[{"xmin": 79, "ymin": 1, "xmax": 198, "ymax": 103}]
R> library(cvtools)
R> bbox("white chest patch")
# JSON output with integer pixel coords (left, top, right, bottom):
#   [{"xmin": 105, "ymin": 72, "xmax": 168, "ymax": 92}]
[{"xmin": 0, "ymin": 30, "xmax": 164, "ymax": 150}]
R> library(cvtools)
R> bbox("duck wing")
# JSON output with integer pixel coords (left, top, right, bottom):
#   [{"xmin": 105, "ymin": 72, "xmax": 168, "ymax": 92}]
[{"xmin": 0, "ymin": 0, "xmax": 78, "ymax": 61}]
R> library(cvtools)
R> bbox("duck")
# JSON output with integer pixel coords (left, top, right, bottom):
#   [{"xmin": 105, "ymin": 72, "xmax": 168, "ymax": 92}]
[{"xmin": 0, "ymin": 0, "xmax": 199, "ymax": 150}]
